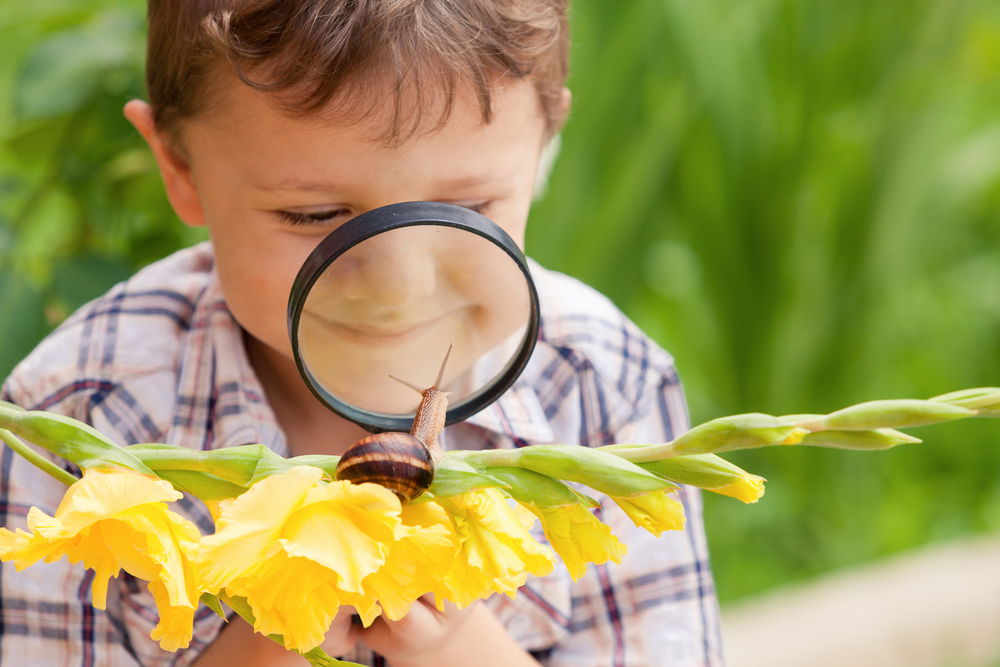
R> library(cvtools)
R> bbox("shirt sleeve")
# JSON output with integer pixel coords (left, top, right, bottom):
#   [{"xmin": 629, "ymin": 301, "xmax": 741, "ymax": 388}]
[{"xmin": 490, "ymin": 369, "xmax": 726, "ymax": 667}]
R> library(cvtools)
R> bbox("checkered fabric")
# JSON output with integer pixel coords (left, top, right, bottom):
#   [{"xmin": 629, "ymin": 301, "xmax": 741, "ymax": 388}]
[{"xmin": 0, "ymin": 242, "xmax": 724, "ymax": 666}]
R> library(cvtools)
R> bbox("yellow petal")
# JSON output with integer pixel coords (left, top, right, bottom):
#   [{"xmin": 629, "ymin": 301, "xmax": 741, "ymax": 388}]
[
  {"xmin": 281, "ymin": 481, "xmax": 400, "ymax": 593},
  {"xmin": 55, "ymin": 470, "xmax": 181, "ymax": 535},
  {"xmin": 612, "ymin": 490, "xmax": 686, "ymax": 537},
  {"xmin": 0, "ymin": 528, "xmax": 15, "ymax": 559},
  {"xmin": 709, "ymin": 474, "xmax": 766, "ymax": 504},
  {"xmin": 228, "ymin": 550, "xmax": 343, "ymax": 652},
  {"xmin": 61, "ymin": 528, "xmax": 120, "ymax": 609},
  {"xmin": 10, "ymin": 512, "xmax": 75, "ymax": 570},
  {"xmin": 361, "ymin": 522, "xmax": 454, "ymax": 620},
  {"xmin": 148, "ymin": 579, "xmax": 195, "ymax": 651},
  {"xmin": 1, "ymin": 469, "xmax": 204, "ymax": 646},
  {"xmin": 511, "ymin": 502, "xmax": 538, "ymax": 531},
  {"xmin": 523, "ymin": 502, "xmax": 627, "ymax": 581},
  {"xmin": 209, "ymin": 474, "xmax": 416, "ymax": 652},
  {"xmin": 197, "ymin": 466, "xmax": 324, "ymax": 590},
  {"xmin": 439, "ymin": 489, "xmax": 555, "ymax": 607}
]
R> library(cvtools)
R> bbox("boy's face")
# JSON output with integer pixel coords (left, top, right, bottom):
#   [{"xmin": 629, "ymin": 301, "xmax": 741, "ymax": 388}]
[{"xmin": 132, "ymin": 73, "xmax": 550, "ymax": 411}]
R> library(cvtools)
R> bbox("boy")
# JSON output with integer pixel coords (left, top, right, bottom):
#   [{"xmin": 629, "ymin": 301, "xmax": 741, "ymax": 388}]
[{"xmin": 0, "ymin": 1, "xmax": 724, "ymax": 665}]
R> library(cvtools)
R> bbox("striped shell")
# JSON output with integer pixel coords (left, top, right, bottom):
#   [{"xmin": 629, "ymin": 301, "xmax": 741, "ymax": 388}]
[{"xmin": 335, "ymin": 432, "xmax": 435, "ymax": 503}]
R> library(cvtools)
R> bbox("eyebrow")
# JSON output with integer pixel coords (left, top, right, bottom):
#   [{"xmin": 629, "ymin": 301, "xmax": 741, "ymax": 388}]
[
  {"xmin": 250, "ymin": 174, "xmax": 504, "ymax": 193},
  {"xmin": 249, "ymin": 179, "xmax": 338, "ymax": 193}
]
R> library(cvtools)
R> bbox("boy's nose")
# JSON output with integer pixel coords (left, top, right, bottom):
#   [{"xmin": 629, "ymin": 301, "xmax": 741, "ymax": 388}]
[{"xmin": 331, "ymin": 229, "xmax": 438, "ymax": 308}]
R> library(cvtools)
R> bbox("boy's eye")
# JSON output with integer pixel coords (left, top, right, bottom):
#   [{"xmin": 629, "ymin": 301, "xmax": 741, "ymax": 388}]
[
  {"xmin": 276, "ymin": 208, "xmax": 350, "ymax": 226},
  {"xmin": 458, "ymin": 201, "xmax": 490, "ymax": 215}
]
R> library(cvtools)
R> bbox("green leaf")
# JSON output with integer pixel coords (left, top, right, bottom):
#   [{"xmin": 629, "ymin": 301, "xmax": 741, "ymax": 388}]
[
  {"xmin": 199, "ymin": 593, "xmax": 227, "ymax": 620},
  {"xmin": 53, "ymin": 254, "xmax": 132, "ymax": 311},
  {"xmin": 149, "ymin": 469, "xmax": 247, "ymax": 501},
  {"xmin": 13, "ymin": 14, "xmax": 141, "ymax": 121}
]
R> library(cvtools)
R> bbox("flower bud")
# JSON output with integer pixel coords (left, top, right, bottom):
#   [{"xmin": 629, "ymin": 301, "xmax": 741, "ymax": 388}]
[
  {"xmin": 456, "ymin": 446, "xmax": 677, "ymax": 498},
  {"xmin": 128, "ymin": 443, "xmax": 292, "ymax": 487},
  {"xmin": 930, "ymin": 388, "xmax": 1000, "ymax": 416},
  {"xmin": 615, "ymin": 414, "xmax": 808, "ymax": 461},
  {"xmin": 798, "ymin": 428, "xmax": 920, "ymax": 451},
  {"xmin": 0, "ymin": 405, "xmax": 154, "ymax": 475},
  {"xmin": 427, "ymin": 458, "xmax": 510, "ymax": 497},
  {"xmin": 612, "ymin": 489, "xmax": 685, "ymax": 537},
  {"xmin": 636, "ymin": 454, "xmax": 765, "ymax": 503},
  {"xmin": 483, "ymin": 467, "xmax": 599, "ymax": 508},
  {"xmin": 798, "ymin": 399, "xmax": 974, "ymax": 431}
]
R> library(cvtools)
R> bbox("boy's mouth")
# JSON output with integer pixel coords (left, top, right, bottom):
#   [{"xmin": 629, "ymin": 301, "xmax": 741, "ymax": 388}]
[{"xmin": 300, "ymin": 309, "xmax": 461, "ymax": 346}]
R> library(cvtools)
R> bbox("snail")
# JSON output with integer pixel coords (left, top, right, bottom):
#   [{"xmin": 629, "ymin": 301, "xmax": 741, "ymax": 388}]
[{"xmin": 335, "ymin": 345, "xmax": 452, "ymax": 503}]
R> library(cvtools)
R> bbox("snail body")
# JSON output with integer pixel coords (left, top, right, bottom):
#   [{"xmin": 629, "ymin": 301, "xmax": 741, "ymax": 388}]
[{"xmin": 335, "ymin": 346, "xmax": 452, "ymax": 503}]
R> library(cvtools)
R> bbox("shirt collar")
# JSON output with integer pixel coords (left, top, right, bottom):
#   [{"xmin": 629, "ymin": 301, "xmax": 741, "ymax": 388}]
[
  {"xmin": 171, "ymin": 259, "xmax": 287, "ymax": 455},
  {"xmin": 461, "ymin": 374, "xmax": 555, "ymax": 444}
]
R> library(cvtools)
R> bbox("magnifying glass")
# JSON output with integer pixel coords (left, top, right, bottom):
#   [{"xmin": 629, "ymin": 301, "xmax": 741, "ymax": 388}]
[{"xmin": 288, "ymin": 201, "xmax": 540, "ymax": 433}]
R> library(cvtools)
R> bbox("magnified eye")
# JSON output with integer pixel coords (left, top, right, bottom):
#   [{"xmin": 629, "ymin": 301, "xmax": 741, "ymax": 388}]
[{"xmin": 278, "ymin": 208, "xmax": 351, "ymax": 226}]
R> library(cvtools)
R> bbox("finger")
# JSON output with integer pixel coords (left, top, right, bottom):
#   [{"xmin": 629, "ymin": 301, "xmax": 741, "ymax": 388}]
[
  {"xmin": 332, "ymin": 605, "xmax": 359, "ymax": 627},
  {"xmin": 419, "ymin": 594, "xmax": 476, "ymax": 626},
  {"xmin": 361, "ymin": 600, "xmax": 437, "ymax": 655},
  {"xmin": 320, "ymin": 606, "xmax": 362, "ymax": 657},
  {"xmin": 320, "ymin": 620, "xmax": 361, "ymax": 658}
]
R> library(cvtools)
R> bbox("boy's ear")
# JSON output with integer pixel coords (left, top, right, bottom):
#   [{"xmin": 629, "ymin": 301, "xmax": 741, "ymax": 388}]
[
  {"xmin": 123, "ymin": 100, "xmax": 207, "ymax": 228},
  {"xmin": 558, "ymin": 87, "xmax": 572, "ymax": 119}
]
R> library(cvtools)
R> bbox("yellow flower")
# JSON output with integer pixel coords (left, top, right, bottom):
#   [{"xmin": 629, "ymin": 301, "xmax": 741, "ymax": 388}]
[
  {"xmin": 436, "ymin": 488, "xmax": 556, "ymax": 608},
  {"xmin": 520, "ymin": 502, "xmax": 627, "ymax": 581},
  {"xmin": 361, "ymin": 500, "xmax": 457, "ymax": 620},
  {"xmin": 196, "ymin": 466, "xmax": 450, "ymax": 652},
  {"xmin": 612, "ymin": 489, "xmax": 686, "ymax": 537},
  {"xmin": 0, "ymin": 470, "xmax": 203, "ymax": 651}
]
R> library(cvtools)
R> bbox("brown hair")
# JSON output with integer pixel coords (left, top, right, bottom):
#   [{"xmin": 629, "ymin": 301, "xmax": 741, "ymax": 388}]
[{"xmin": 146, "ymin": 0, "xmax": 569, "ymax": 147}]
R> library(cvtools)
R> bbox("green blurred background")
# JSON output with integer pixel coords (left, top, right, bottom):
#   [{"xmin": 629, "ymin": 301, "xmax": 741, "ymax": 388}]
[{"xmin": 2, "ymin": 0, "xmax": 1000, "ymax": 605}]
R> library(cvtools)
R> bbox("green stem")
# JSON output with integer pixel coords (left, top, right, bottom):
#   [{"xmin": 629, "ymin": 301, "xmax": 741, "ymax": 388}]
[{"xmin": 0, "ymin": 428, "xmax": 78, "ymax": 486}]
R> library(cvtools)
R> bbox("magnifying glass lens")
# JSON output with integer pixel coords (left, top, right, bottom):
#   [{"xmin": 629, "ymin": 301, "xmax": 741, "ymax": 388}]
[{"xmin": 297, "ymin": 223, "xmax": 531, "ymax": 415}]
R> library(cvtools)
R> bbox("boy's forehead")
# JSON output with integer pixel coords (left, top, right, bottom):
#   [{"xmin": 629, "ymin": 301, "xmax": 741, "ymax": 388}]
[
  {"xmin": 180, "ymin": 69, "xmax": 548, "ymax": 195},
  {"xmin": 185, "ymin": 68, "xmax": 546, "ymax": 153}
]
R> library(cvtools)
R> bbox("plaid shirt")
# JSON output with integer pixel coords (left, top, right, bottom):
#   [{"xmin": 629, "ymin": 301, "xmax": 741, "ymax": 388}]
[{"xmin": 0, "ymin": 243, "xmax": 724, "ymax": 667}]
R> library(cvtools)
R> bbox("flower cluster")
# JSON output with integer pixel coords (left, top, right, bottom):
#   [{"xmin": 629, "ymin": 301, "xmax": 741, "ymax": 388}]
[
  {"xmin": 0, "ymin": 463, "xmax": 655, "ymax": 656},
  {"xmin": 0, "ymin": 387, "xmax": 996, "ymax": 663}
]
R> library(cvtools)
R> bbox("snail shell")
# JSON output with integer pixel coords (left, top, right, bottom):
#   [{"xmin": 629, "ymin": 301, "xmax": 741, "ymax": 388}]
[
  {"xmin": 335, "ymin": 345, "xmax": 452, "ymax": 503},
  {"xmin": 335, "ymin": 432, "xmax": 435, "ymax": 503}
]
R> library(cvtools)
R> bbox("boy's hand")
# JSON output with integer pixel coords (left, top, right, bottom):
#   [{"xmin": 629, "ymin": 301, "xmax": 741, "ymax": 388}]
[
  {"xmin": 191, "ymin": 607, "xmax": 359, "ymax": 666},
  {"xmin": 319, "ymin": 606, "xmax": 362, "ymax": 659},
  {"xmin": 361, "ymin": 597, "xmax": 540, "ymax": 667}
]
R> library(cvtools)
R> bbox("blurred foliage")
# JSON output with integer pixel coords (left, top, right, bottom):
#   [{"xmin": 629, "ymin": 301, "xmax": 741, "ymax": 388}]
[
  {"xmin": 530, "ymin": 0, "xmax": 1000, "ymax": 602},
  {"xmin": 0, "ymin": 0, "xmax": 206, "ymax": 376},
  {"xmin": 2, "ymin": 0, "xmax": 1000, "ymax": 604}
]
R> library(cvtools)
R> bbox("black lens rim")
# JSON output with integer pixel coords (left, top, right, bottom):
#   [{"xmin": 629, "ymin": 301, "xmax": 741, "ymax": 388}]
[{"xmin": 288, "ymin": 201, "xmax": 541, "ymax": 433}]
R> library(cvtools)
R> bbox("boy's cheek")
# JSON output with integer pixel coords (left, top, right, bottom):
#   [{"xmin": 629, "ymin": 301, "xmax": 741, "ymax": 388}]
[{"xmin": 207, "ymin": 226, "xmax": 315, "ymax": 358}]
